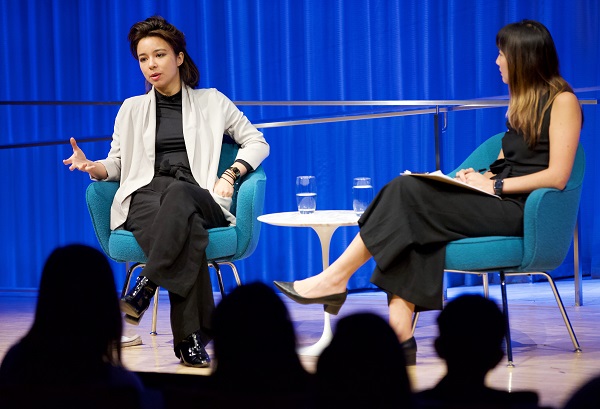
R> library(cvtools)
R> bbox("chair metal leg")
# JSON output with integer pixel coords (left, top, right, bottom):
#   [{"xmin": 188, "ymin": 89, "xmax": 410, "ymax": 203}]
[
  {"xmin": 150, "ymin": 287, "xmax": 159, "ymax": 336},
  {"xmin": 506, "ymin": 272, "xmax": 582, "ymax": 352},
  {"xmin": 210, "ymin": 262, "xmax": 227, "ymax": 298},
  {"xmin": 482, "ymin": 273, "xmax": 490, "ymax": 299},
  {"xmin": 442, "ymin": 272, "xmax": 448, "ymax": 301},
  {"xmin": 209, "ymin": 261, "xmax": 243, "ymax": 299},
  {"xmin": 411, "ymin": 311, "xmax": 420, "ymax": 336},
  {"xmin": 121, "ymin": 263, "xmax": 145, "ymax": 298},
  {"xmin": 221, "ymin": 262, "xmax": 242, "ymax": 287},
  {"xmin": 499, "ymin": 271, "xmax": 515, "ymax": 367},
  {"xmin": 538, "ymin": 272, "xmax": 582, "ymax": 351}
]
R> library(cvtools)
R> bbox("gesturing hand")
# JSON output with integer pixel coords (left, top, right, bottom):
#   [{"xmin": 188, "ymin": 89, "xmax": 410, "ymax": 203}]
[{"xmin": 62, "ymin": 137, "xmax": 107, "ymax": 179}]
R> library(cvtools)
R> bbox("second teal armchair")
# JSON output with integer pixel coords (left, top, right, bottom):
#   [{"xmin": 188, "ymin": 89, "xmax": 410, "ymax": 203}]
[{"xmin": 414, "ymin": 132, "xmax": 584, "ymax": 366}]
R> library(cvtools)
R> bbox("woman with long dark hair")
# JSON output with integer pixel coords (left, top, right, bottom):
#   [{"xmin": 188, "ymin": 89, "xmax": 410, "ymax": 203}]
[{"xmin": 275, "ymin": 20, "xmax": 582, "ymax": 366}]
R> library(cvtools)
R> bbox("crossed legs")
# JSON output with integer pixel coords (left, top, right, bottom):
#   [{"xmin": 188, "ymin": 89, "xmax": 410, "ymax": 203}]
[{"xmin": 292, "ymin": 233, "xmax": 415, "ymax": 343}]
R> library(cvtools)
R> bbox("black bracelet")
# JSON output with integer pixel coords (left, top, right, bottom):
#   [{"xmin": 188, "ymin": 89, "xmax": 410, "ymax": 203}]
[
  {"xmin": 222, "ymin": 171, "xmax": 236, "ymax": 183},
  {"xmin": 220, "ymin": 176, "xmax": 234, "ymax": 187}
]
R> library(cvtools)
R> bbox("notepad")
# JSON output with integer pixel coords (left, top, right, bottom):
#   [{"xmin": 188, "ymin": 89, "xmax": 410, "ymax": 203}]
[{"xmin": 401, "ymin": 170, "xmax": 500, "ymax": 198}]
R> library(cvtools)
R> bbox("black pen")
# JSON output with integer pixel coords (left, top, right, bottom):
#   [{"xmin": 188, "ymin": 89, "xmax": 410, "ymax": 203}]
[{"xmin": 477, "ymin": 168, "xmax": 488, "ymax": 174}]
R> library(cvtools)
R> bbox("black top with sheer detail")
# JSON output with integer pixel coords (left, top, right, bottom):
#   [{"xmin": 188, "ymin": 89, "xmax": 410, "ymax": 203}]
[{"xmin": 154, "ymin": 89, "xmax": 191, "ymax": 171}]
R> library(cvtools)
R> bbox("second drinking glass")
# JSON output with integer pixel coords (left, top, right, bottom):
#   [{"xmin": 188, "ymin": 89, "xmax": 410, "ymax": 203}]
[{"xmin": 352, "ymin": 177, "xmax": 374, "ymax": 216}]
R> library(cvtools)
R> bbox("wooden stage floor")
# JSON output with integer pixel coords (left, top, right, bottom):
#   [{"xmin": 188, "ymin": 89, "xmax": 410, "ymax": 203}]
[{"xmin": 1, "ymin": 277, "xmax": 599, "ymax": 408}]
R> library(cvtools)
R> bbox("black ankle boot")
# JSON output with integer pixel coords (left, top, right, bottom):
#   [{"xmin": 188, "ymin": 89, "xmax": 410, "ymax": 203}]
[
  {"xmin": 175, "ymin": 330, "xmax": 211, "ymax": 368},
  {"xmin": 120, "ymin": 276, "xmax": 156, "ymax": 322},
  {"xmin": 401, "ymin": 336, "xmax": 417, "ymax": 366}
]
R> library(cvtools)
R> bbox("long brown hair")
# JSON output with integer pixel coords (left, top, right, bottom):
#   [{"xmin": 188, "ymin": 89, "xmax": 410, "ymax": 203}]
[
  {"xmin": 128, "ymin": 16, "xmax": 200, "ymax": 90},
  {"xmin": 496, "ymin": 20, "xmax": 573, "ymax": 147}
]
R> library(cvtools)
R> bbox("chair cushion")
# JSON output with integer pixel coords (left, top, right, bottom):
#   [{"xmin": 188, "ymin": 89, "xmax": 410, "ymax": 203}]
[
  {"xmin": 445, "ymin": 236, "xmax": 523, "ymax": 271},
  {"xmin": 108, "ymin": 226, "xmax": 238, "ymax": 264},
  {"xmin": 109, "ymin": 230, "xmax": 147, "ymax": 263},
  {"xmin": 205, "ymin": 226, "xmax": 237, "ymax": 260}
]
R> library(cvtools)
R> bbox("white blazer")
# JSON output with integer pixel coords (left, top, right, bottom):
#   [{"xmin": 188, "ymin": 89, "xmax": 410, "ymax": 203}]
[{"xmin": 97, "ymin": 85, "xmax": 269, "ymax": 230}]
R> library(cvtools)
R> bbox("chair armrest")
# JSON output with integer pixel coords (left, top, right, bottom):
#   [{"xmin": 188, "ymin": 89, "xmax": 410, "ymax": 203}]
[
  {"xmin": 85, "ymin": 182, "xmax": 119, "ymax": 256},
  {"xmin": 447, "ymin": 132, "xmax": 504, "ymax": 177},
  {"xmin": 518, "ymin": 185, "xmax": 582, "ymax": 271},
  {"xmin": 233, "ymin": 165, "xmax": 267, "ymax": 259}
]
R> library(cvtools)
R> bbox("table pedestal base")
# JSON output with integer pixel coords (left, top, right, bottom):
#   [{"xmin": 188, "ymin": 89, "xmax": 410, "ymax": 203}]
[
  {"xmin": 298, "ymin": 311, "xmax": 333, "ymax": 356},
  {"xmin": 257, "ymin": 211, "xmax": 359, "ymax": 357}
]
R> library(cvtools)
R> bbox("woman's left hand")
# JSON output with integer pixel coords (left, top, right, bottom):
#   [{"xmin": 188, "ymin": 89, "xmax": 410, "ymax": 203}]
[{"xmin": 214, "ymin": 178, "xmax": 234, "ymax": 197}]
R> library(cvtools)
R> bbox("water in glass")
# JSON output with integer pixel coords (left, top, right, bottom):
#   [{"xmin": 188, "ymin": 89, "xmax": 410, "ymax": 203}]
[
  {"xmin": 296, "ymin": 176, "xmax": 317, "ymax": 214},
  {"xmin": 296, "ymin": 192, "xmax": 317, "ymax": 214},
  {"xmin": 352, "ymin": 177, "xmax": 373, "ymax": 216}
]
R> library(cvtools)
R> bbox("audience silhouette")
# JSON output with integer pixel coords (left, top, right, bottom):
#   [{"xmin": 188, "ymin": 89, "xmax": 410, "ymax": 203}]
[
  {"xmin": 562, "ymin": 374, "xmax": 600, "ymax": 409},
  {"xmin": 316, "ymin": 312, "xmax": 413, "ymax": 408},
  {"xmin": 6, "ymin": 256, "xmax": 591, "ymax": 409},
  {"xmin": 209, "ymin": 281, "xmax": 314, "ymax": 407},
  {"xmin": 415, "ymin": 293, "xmax": 540, "ymax": 409},
  {"xmin": 0, "ymin": 244, "xmax": 152, "ymax": 408}
]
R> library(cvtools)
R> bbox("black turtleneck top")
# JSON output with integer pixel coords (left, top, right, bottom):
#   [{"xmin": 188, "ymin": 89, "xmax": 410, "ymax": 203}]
[{"xmin": 154, "ymin": 89, "xmax": 190, "ymax": 169}]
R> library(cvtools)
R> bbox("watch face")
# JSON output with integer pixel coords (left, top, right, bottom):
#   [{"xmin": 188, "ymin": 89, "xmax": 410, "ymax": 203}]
[{"xmin": 494, "ymin": 179, "xmax": 504, "ymax": 194}]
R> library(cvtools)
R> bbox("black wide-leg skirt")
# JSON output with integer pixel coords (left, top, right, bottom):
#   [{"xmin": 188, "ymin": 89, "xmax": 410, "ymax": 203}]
[
  {"xmin": 358, "ymin": 175, "xmax": 525, "ymax": 311},
  {"xmin": 124, "ymin": 175, "xmax": 228, "ymax": 346}
]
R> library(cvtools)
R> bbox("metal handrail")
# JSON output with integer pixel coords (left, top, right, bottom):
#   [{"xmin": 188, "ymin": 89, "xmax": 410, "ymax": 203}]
[{"xmin": 1, "ymin": 98, "xmax": 597, "ymax": 149}]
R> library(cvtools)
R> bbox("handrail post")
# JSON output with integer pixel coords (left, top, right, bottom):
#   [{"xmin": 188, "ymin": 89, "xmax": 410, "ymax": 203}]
[{"xmin": 434, "ymin": 105, "xmax": 441, "ymax": 170}]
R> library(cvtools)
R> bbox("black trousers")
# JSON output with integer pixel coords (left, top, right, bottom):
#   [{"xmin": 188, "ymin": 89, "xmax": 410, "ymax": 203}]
[
  {"xmin": 125, "ymin": 175, "xmax": 228, "ymax": 347},
  {"xmin": 358, "ymin": 176, "xmax": 525, "ymax": 311}
]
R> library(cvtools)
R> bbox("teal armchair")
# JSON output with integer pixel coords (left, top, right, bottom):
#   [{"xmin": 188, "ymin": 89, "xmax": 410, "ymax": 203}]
[
  {"xmin": 85, "ymin": 142, "xmax": 267, "ymax": 335},
  {"xmin": 415, "ymin": 132, "xmax": 584, "ymax": 366}
]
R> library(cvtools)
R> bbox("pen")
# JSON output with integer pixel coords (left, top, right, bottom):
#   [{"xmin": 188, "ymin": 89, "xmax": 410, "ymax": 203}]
[{"xmin": 477, "ymin": 168, "xmax": 488, "ymax": 174}]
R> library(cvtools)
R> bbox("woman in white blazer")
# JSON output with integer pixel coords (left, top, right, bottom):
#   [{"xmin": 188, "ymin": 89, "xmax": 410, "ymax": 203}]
[{"xmin": 63, "ymin": 16, "xmax": 269, "ymax": 368}]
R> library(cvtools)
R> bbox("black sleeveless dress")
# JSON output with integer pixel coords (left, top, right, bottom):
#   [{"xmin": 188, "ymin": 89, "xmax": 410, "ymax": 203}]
[{"xmin": 359, "ymin": 102, "xmax": 553, "ymax": 311}]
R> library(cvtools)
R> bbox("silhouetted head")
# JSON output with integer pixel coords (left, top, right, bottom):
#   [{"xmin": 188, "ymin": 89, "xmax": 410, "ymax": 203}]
[
  {"xmin": 27, "ymin": 244, "xmax": 122, "ymax": 365},
  {"xmin": 211, "ymin": 282, "xmax": 309, "ymax": 394},
  {"xmin": 435, "ymin": 294, "xmax": 505, "ymax": 373},
  {"xmin": 317, "ymin": 313, "xmax": 411, "ymax": 407}
]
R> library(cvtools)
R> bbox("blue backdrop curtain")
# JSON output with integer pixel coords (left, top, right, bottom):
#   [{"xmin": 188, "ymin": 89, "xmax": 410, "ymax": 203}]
[{"xmin": 0, "ymin": 0, "xmax": 598, "ymax": 293}]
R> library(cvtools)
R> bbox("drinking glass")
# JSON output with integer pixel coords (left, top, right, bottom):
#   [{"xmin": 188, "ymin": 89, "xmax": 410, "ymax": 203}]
[
  {"xmin": 296, "ymin": 176, "xmax": 317, "ymax": 214},
  {"xmin": 352, "ymin": 177, "xmax": 374, "ymax": 216}
]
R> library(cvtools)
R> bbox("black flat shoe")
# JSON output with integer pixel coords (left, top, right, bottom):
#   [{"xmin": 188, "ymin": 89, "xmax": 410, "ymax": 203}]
[
  {"xmin": 175, "ymin": 331, "xmax": 211, "ymax": 368},
  {"xmin": 120, "ymin": 276, "xmax": 157, "ymax": 320},
  {"xmin": 273, "ymin": 281, "xmax": 347, "ymax": 315},
  {"xmin": 401, "ymin": 336, "xmax": 417, "ymax": 366}
]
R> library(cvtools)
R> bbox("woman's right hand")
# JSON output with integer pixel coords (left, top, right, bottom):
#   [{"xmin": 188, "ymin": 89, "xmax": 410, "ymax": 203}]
[
  {"xmin": 454, "ymin": 168, "xmax": 475, "ymax": 183},
  {"xmin": 62, "ymin": 137, "xmax": 107, "ymax": 179}
]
